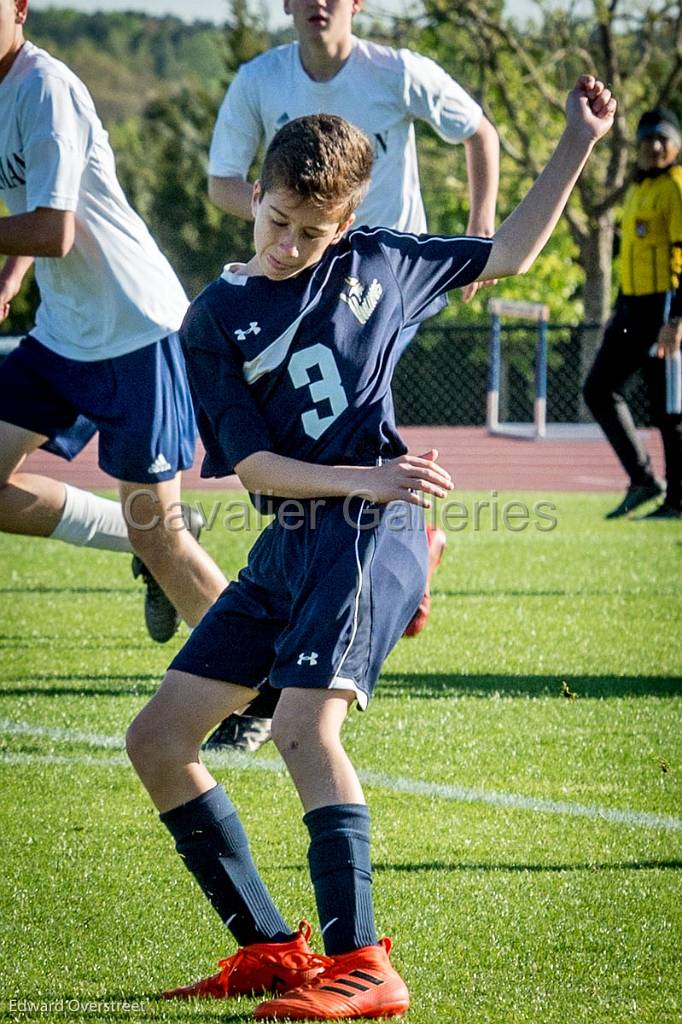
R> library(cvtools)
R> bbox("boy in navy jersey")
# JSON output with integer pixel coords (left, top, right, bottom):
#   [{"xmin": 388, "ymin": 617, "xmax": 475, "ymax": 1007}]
[{"xmin": 126, "ymin": 76, "xmax": 615, "ymax": 1020}]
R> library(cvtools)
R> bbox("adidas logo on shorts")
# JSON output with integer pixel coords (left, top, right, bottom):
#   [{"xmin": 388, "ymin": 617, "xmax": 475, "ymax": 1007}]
[{"xmin": 148, "ymin": 453, "xmax": 172, "ymax": 474}]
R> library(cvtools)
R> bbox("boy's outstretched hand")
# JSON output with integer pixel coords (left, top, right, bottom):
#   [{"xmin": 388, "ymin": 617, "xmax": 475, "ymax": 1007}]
[{"xmin": 566, "ymin": 75, "xmax": 617, "ymax": 142}]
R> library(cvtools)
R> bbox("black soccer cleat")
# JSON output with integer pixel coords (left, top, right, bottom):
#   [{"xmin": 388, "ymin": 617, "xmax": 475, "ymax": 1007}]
[
  {"xmin": 203, "ymin": 712, "xmax": 273, "ymax": 753},
  {"xmin": 605, "ymin": 481, "xmax": 665, "ymax": 520},
  {"xmin": 132, "ymin": 506, "xmax": 203, "ymax": 643},
  {"xmin": 203, "ymin": 683, "xmax": 280, "ymax": 753}
]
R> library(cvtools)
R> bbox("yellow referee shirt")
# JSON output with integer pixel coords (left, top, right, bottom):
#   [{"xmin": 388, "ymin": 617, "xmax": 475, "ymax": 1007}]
[{"xmin": 621, "ymin": 165, "xmax": 682, "ymax": 296}]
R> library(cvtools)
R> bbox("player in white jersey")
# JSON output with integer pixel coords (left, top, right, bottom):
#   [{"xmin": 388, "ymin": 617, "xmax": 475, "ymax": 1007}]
[
  {"xmin": 0, "ymin": 0, "xmax": 228, "ymax": 640},
  {"xmin": 204, "ymin": 0, "xmax": 500, "ymax": 749}
]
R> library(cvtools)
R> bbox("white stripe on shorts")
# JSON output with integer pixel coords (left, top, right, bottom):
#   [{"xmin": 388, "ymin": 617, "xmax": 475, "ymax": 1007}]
[{"xmin": 329, "ymin": 499, "xmax": 368, "ymax": 709}]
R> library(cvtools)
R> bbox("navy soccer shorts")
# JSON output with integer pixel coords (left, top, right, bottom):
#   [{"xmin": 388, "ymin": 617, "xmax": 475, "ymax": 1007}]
[
  {"xmin": 170, "ymin": 497, "xmax": 428, "ymax": 708},
  {"xmin": 0, "ymin": 333, "xmax": 196, "ymax": 483}
]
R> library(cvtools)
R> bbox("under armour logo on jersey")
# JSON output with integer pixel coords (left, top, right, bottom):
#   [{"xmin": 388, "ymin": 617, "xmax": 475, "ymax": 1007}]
[
  {"xmin": 297, "ymin": 651, "xmax": 319, "ymax": 666},
  {"xmin": 340, "ymin": 277, "xmax": 383, "ymax": 325},
  {"xmin": 235, "ymin": 321, "xmax": 261, "ymax": 341}
]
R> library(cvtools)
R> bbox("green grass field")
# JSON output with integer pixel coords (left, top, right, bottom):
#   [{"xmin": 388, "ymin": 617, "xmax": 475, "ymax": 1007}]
[{"xmin": 1, "ymin": 490, "xmax": 681, "ymax": 1024}]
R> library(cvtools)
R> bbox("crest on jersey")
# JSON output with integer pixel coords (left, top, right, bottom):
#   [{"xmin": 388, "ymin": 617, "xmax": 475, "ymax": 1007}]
[
  {"xmin": 635, "ymin": 220, "xmax": 648, "ymax": 238},
  {"xmin": 340, "ymin": 276, "xmax": 383, "ymax": 325}
]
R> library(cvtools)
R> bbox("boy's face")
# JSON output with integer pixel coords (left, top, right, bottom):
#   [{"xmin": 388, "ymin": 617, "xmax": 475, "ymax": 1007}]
[
  {"xmin": 283, "ymin": 0, "xmax": 363, "ymax": 48},
  {"xmin": 251, "ymin": 183, "xmax": 353, "ymax": 281}
]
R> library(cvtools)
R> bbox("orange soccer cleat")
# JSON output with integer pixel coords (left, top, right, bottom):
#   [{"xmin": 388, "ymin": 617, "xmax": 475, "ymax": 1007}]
[
  {"xmin": 253, "ymin": 937, "xmax": 410, "ymax": 1020},
  {"xmin": 403, "ymin": 525, "xmax": 447, "ymax": 638},
  {"xmin": 162, "ymin": 921, "xmax": 328, "ymax": 1001}
]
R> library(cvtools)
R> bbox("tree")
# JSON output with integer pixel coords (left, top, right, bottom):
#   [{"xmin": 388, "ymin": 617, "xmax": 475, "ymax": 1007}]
[
  {"xmin": 225, "ymin": 0, "xmax": 270, "ymax": 66},
  {"xmin": 110, "ymin": 1, "xmax": 273, "ymax": 298},
  {"xmin": 403, "ymin": 0, "xmax": 682, "ymax": 378}
]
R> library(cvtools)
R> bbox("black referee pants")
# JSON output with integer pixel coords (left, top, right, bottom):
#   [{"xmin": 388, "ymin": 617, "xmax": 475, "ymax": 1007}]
[{"xmin": 583, "ymin": 293, "xmax": 681, "ymax": 508}]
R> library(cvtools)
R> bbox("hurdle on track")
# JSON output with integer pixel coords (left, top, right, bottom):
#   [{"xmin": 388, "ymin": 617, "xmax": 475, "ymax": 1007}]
[{"xmin": 487, "ymin": 298, "xmax": 549, "ymax": 439}]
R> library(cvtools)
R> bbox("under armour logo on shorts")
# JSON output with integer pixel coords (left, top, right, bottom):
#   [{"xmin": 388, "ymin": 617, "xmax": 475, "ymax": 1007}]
[{"xmin": 297, "ymin": 651, "xmax": 319, "ymax": 666}]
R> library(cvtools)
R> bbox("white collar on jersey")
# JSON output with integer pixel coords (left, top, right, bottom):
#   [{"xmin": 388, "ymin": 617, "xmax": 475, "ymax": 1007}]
[{"xmin": 221, "ymin": 263, "xmax": 249, "ymax": 285}]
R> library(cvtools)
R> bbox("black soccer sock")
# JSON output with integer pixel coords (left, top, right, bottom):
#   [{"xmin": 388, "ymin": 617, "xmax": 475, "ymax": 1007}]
[
  {"xmin": 160, "ymin": 784, "xmax": 292, "ymax": 946},
  {"xmin": 304, "ymin": 803, "xmax": 378, "ymax": 956}
]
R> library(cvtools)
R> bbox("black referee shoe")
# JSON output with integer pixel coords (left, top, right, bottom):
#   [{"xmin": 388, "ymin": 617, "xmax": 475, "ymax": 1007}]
[
  {"xmin": 131, "ymin": 507, "xmax": 203, "ymax": 643},
  {"xmin": 639, "ymin": 502, "xmax": 682, "ymax": 520},
  {"xmin": 605, "ymin": 481, "xmax": 665, "ymax": 520}
]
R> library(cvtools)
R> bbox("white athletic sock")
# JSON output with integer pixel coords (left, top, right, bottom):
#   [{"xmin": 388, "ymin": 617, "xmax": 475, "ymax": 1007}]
[{"xmin": 50, "ymin": 483, "xmax": 133, "ymax": 553}]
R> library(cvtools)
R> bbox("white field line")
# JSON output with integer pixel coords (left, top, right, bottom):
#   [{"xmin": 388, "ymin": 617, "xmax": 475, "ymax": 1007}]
[
  {"xmin": 1, "ymin": 719, "xmax": 680, "ymax": 832},
  {"xmin": 0, "ymin": 751, "xmax": 128, "ymax": 767}
]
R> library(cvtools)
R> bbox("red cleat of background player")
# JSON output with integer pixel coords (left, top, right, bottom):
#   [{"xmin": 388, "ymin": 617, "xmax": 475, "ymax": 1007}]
[{"xmin": 403, "ymin": 526, "xmax": 447, "ymax": 637}]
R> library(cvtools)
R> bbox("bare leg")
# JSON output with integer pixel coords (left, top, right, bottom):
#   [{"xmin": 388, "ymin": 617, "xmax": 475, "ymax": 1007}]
[
  {"xmin": 0, "ymin": 428, "xmax": 227, "ymax": 623},
  {"xmin": 126, "ymin": 668, "xmax": 257, "ymax": 811},
  {"xmin": 127, "ymin": 671, "xmax": 300, "ymax": 953},
  {"xmin": 0, "ymin": 420, "xmax": 130, "ymax": 549},
  {"xmin": 0, "ymin": 420, "xmax": 66, "ymax": 536},
  {"xmin": 119, "ymin": 477, "xmax": 228, "ymax": 626},
  {"xmin": 271, "ymin": 688, "xmax": 363, "ymax": 812}
]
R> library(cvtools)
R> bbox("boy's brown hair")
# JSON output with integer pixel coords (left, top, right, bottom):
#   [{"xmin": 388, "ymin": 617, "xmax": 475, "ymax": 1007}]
[{"xmin": 260, "ymin": 114, "xmax": 374, "ymax": 221}]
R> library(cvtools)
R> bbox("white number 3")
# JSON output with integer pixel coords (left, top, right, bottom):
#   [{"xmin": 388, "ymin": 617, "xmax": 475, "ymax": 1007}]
[{"xmin": 288, "ymin": 343, "xmax": 349, "ymax": 440}]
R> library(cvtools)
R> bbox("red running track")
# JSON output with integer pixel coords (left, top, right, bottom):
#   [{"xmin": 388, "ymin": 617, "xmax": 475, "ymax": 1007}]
[{"xmin": 22, "ymin": 425, "xmax": 664, "ymax": 493}]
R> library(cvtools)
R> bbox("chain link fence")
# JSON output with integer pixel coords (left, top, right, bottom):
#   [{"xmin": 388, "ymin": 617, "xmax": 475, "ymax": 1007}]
[
  {"xmin": 1, "ymin": 323, "xmax": 652, "ymax": 428},
  {"xmin": 393, "ymin": 321, "xmax": 651, "ymax": 427}
]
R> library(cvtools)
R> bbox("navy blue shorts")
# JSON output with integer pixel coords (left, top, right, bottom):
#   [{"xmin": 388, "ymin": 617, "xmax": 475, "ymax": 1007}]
[
  {"xmin": 0, "ymin": 334, "xmax": 196, "ymax": 483},
  {"xmin": 171, "ymin": 497, "xmax": 428, "ymax": 708}
]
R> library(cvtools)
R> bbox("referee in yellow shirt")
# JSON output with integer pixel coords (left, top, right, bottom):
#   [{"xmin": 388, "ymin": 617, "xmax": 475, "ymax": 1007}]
[{"xmin": 584, "ymin": 107, "xmax": 682, "ymax": 519}]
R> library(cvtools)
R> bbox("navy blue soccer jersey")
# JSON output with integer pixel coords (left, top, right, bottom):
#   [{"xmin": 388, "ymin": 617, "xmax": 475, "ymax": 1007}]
[{"xmin": 181, "ymin": 227, "xmax": 492, "ymax": 485}]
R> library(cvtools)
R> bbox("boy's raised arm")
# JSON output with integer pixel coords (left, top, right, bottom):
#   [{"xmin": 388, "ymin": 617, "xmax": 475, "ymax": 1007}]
[{"xmin": 479, "ymin": 75, "xmax": 616, "ymax": 282}]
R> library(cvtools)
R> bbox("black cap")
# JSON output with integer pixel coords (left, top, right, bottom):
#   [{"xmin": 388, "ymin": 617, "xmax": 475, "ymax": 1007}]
[{"xmin": 636, "ymin": 107, "xmax": 681, "ymax": 147}]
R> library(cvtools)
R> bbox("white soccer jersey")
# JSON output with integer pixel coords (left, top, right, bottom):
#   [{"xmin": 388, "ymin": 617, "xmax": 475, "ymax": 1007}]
[
  {"xmin": 209, "ymin": 37, "xmax": 482, "ymax": 234},
  {"xmin": 0, "ymin": 42, "xmax": 188, "ymax": 361}
]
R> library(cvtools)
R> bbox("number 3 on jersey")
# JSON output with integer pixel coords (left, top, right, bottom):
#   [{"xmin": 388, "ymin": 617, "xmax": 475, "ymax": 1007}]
[{"xmin": 288, "ymin": 343, "xmax": 349, "ymax": 440}]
